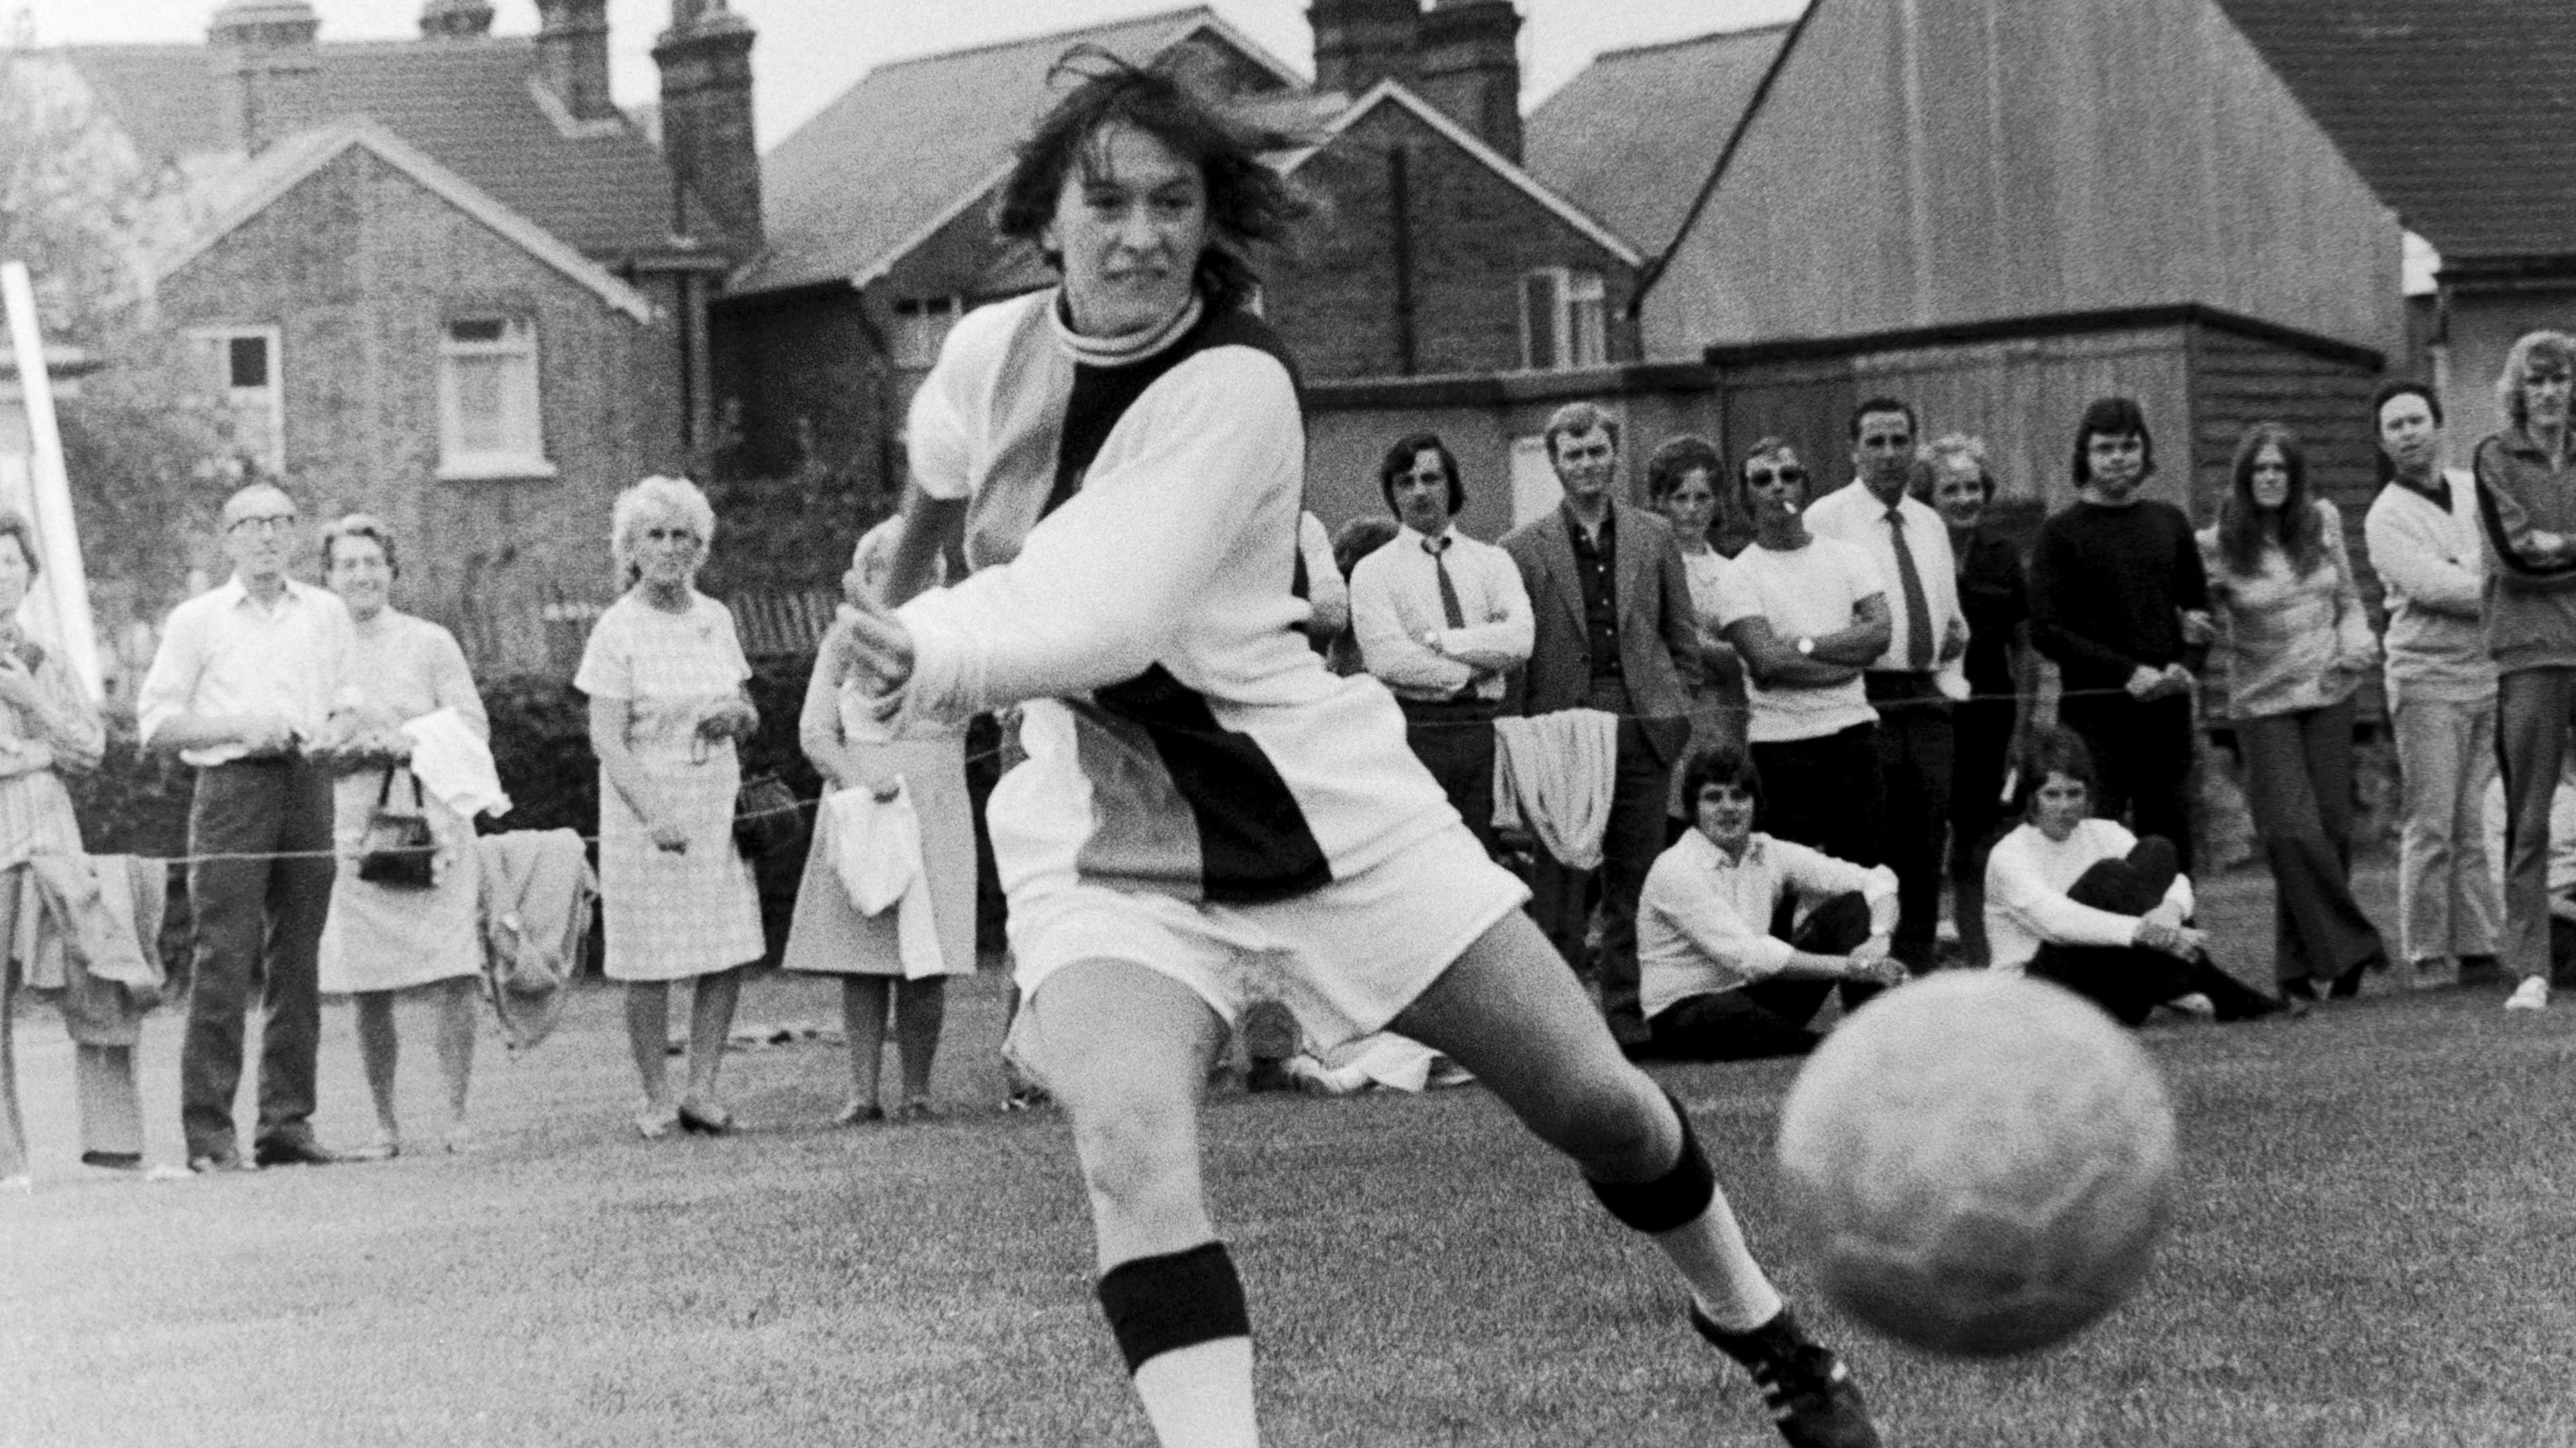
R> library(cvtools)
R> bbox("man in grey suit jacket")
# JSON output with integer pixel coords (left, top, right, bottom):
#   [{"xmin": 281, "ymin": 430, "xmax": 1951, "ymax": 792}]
[{"xmin": 1502, "ymin": 402, "xmax": 1703, "ymax": 1052}]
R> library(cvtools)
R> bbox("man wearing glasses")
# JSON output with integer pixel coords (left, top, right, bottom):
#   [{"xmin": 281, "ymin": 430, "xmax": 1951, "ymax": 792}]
[
  {"xmin": 138, "ymin": 483, "xmax": 358, "ymax": 1174},
  {"xmin": 1501, "ymin": 402, "xmax": 1703, "ymax": 1054},
  {"xmin": 1349, "ymin": 431, "xmax": 1532, "ymax": 858}
]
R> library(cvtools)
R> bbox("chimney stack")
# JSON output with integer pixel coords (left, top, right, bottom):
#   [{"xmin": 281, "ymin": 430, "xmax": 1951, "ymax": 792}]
[
  {"xmin": 1309, "ymin": 0, "xmax": 1420, "ymax": 99},
  {"xmin": 420, "ymin": 0, "xmax": 496, "ymax": 40},
  {"xmin": 535, "ymin": 0, "xmax": 617, "ymax": 121},
  {"xmin": 654, "ymin": 0, "xmax": 762, "ymax": 254},
  {"xmin": 1414, "ymin": 0, "xmax": 1523, "ymax": 160},
  {"xmin": 208, "ymin": 1, "xmax": 326, "ymax": 156}
]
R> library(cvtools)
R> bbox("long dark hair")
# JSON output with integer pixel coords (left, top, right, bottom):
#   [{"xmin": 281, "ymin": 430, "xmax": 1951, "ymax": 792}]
[
  {"xmin": 2216, "ymin": 422, "xmax": 2326, "ymax": 577},
  {"xmin": 993, "ymin": 46, "xmax": 1313, "ymax": 315}
]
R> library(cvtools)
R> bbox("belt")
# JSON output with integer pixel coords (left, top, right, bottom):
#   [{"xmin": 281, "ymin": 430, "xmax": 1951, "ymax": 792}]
[{"xmin": 1862, "ymin": 671, "xmax": 1946, "ymax": 704}]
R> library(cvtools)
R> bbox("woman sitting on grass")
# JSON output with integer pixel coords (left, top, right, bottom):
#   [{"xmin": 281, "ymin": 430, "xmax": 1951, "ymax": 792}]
[
  {"xmin": 1984, "ymin": 728, "xmax": 2288, "ymax": 1025},
  {"xmin": 1636, "ymin": 744, "xmax": 1904, "ymax": 1062}
]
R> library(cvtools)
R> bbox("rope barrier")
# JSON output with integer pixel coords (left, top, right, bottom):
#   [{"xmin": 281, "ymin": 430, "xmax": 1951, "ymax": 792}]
[{"xmin": 107, "ymin": 681, "xmax": 2176, "ymax": 867}]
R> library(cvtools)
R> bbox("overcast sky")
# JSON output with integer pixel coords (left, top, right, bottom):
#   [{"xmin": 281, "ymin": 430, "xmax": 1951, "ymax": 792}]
[{"xmin": 8, "ymin": 0, "xmax": 1807, "ymax": 147}]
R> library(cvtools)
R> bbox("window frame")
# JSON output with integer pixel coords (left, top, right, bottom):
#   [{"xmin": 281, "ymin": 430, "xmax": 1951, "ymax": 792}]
[
  {"xmin": 186, "ymin": 325, "xmax": 286, "ymax": 476},
  {"xmin": 435, "ymin": 313, "xmax": 555, "ymax": 482},
  {"xmin": 1517, "ymin": 266, "xmax": 1609, "ymax": 372},
  {"xmin": 888, "ymin": 294, "xmax": 966, "ymax": 371}
]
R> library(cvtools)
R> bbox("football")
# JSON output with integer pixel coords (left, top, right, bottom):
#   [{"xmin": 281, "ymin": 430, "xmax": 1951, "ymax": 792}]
[{"xmin": 1775, "ymin": 970, "xmax": 2178, "ymax": 1357}]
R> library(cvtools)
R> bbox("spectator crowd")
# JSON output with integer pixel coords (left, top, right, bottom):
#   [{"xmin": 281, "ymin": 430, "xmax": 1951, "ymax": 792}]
[{"xmin": 3, "ymin": 328, "xmax": 2574, "ymax": 1183}]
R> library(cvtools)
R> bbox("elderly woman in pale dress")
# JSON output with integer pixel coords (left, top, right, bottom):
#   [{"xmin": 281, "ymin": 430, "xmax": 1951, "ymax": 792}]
[
  {"xmin": 315, "ymin": 516, "xmax": 487, "ymax": 1159},
  {"xmin": 578, "ymin": 476, "xmax": 765, "ymax": 1139},
  {"xmin": 783, "ymin": 522, "xmax": 975, "ymax": 1123},
  {"xmin": 0, "ymin": 513, "xmax": 121, "ymax": 1188}
]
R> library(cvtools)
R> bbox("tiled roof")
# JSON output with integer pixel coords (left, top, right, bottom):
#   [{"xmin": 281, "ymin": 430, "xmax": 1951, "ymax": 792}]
[
  {"xmin": 58, "ymin": 38, "xmax": 696, "ymax": 263},
  {"xmin": 1522, "ymin": 23, "xmax": 1790, "ymax": 261},
  {"xmin": 737, "ymin": 6, "xmax": 1301, "ymax": 296},
  {"xmin": 2218, "ymin": 0, "xmax": 2576, "ymax": 264}
]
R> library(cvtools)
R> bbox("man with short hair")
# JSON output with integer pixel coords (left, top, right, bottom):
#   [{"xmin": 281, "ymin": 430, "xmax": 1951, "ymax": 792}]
[
  {"xmin": 2027, "ymin": 398, "xmax": 2211, "ymax": 872},
  {"xmin": 1502, "ymin": 402, "xmax": 1703, "ymax": 1052},
  {"xmin": 1802, "ymin": 398, "xmax": 1968, "ymax": 972},
  {"xmin": 1350, "ymin": 431, "xmax": 1532, "ymax": 857},
  {"xmin": 138, "ymin": 483, "xmax": 358, "ymax": 1173}
]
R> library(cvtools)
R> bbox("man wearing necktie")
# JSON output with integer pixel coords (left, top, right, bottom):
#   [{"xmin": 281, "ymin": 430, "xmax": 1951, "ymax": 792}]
[
  {"xmin": 1350, "ymin": 433, "xmax": 1534, "ymax": 858},
  {"xmin": 1803, "ymin": 399, "xmax": 1970, "ymax": 974}
]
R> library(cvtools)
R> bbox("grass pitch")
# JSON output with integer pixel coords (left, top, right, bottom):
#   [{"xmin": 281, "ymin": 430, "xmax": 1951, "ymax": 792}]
[{"xmin": 6, "ymin": 865, "xmax": 2575, "ymax": 1447}]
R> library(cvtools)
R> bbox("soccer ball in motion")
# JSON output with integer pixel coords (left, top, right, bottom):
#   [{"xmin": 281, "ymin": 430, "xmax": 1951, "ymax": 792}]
[{"xmin": 1776, "ymin": 971, "xmax": 2178, "ymax": 1357}]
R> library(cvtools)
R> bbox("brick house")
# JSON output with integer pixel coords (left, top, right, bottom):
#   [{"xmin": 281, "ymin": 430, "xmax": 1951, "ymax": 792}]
[
  {"xmin": 714, "ymin": 2, "xmax": 1649, "ymax": 545},
  {"xmin": 54, "ymin": 0, "xmax": 763, "ymax": 675}
]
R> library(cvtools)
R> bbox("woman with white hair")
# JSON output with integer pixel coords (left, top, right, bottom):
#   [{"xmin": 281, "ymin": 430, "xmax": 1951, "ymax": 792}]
[
  {"xmin": 782, "ymin": 520, "xmax": 975, "ymax": 1124},
  {"xmin": 576, "ymin": 476, "xmax": 765, "ymax": 1137}
]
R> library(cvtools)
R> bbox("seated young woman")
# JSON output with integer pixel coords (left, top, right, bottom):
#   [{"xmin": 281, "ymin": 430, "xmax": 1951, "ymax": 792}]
[
  {"xmin": 1637, "ymin": 744, "xmax": 1909, "ymax": 1060},
  {"xmin": 1985, "ymin": 728, "xmax": 2290, "ymax": 1025}
]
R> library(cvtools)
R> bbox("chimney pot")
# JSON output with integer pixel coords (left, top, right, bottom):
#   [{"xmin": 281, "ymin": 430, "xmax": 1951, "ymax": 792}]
[
  {"xmin": 420, "ymin": 0, "xmax": 496, "ymax": 40},
  {"xmin": 654, "ymin": 0, "xmax": 762, "ymax": 254},
  {"xmin": 536, "ymin": 0, "xmax": 618, "ymax": 121},
  {"xmin": 208, "ymin": 1, "xmax": 324, "ymax": 154}
]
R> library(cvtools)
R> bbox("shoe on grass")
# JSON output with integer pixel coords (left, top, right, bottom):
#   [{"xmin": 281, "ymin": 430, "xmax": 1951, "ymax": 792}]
[
  {"xmin": 2506, "ymin": 977, "xmax": 2550, "ymax": 1011},
  {"xmin": 1692, "ymin": 1304, "xmax": 1881, "ymax": 1448}
]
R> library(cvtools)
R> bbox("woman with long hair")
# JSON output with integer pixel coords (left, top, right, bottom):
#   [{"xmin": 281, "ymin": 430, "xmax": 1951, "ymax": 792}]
[
  {"xmin": 830, "ymin": 51, "xmax": 1880, "ymax": 1447},
  {"xmin": 2198, "ymin": 423, "xmax": 2387, "ymax": 1000}
]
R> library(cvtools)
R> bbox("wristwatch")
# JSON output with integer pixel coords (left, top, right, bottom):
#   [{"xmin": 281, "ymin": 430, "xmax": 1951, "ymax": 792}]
[{"xmin": 1795, "ymin": 636, "xmax": 1816, "ymax": 657}]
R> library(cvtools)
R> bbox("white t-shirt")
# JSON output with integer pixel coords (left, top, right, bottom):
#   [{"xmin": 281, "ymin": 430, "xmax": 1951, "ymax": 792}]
[{"xmin": 1711, "ymin": 536, "xmax": 1882, "ymax": 743}]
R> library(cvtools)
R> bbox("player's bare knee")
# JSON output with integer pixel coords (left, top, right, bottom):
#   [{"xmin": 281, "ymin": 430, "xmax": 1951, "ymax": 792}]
[
  {"xmin": 1536, "ymin": 1063, "xmax": 1668, "ymax": 1178},
  {"xmin": 1068, "ymin": 1097, "xmax": 1197, "ymax": 1212}
]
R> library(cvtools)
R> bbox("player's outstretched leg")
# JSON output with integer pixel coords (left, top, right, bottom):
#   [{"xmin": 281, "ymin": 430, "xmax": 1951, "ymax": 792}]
[
  {"xmin": 1025, "ymin": 958, "xmax": 1254, "ymax": 1448},
  {"xmin": 1393, "ymin": 913, "xmax": 1882, "ymax": 1448}
]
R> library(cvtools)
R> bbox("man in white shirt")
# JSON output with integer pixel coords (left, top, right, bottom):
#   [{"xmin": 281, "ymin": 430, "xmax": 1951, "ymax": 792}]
[
  {"xmin": 1801, "ymin": 399, "xmax": 1968, "ymax": 974},
  {"xmin": 1350, "ymin": 432, "xmax": 1533, "ymax": 856},
  {"xmin": 138, "ymin": 484, "xmax": 358, "ymax": 1173},
  {"xmin": 1640, "ymin": 744, "xmax": 1902, "ymax": 1061},
  {"xmin": 1713, "ymin": 438, "xmax": 1889, "ymax": 888}
]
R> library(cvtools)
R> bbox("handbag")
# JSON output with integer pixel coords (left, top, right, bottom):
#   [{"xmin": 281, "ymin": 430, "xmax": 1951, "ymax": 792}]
[
  {"xmin": 732, "ymin": 773, "xmax": 804, "ymax": 860},
  {"xmin": 356, "ymin": 767, "xmax": 438, "ymax": 888}
]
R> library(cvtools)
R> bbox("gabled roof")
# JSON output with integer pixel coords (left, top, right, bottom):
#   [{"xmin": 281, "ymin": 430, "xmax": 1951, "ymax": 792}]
[
  {"xmin": 1523, "ymin": 23, "xmax": 1791, "ymax": 260},
  {"xmin": 154, "ymin": 118, "xmax": 657, "ymax": 323},
  {"xmin": 57, "ymin": 38, "xmax": 698, "ymax": 264},
  {"xmin": 2217, "ymin": 0, "xmax": 2576, "ymax": 266},
  {"xmin": 736, "ymin": 6, "xmax": 1305, "ymax": 296},
  {"xmin": 1287, "ymin": 80, "xmax": 1644, "ymax": 268}
]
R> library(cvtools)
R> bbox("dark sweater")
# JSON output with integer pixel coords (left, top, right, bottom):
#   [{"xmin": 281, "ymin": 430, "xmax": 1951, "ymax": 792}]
[{"xmin": 2028, "ymin": 499, "xmax": 2209, "ymax": 692}]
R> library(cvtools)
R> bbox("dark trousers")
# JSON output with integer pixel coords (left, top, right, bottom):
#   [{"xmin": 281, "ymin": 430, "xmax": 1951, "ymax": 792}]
[
  {"xmin": 2027, "ymin": 836, "xmax": 2276, "ymax": 1027},
  {"xmin": 1646, "ymin": 891, "xmax": 1872, "ymax": 1061},
  {"xmin": 1948, "ymin": 695, "xmax": 2019, "ymax": 966},
  {"xmin": 1865, "ymin": 673, "xmax": 1954, "ymax": 968},
  {"xmin": 178, "ymin": 758, "xmax": 335, "ymax": 1159},
  {"xmin": 1399, "ymin": 697, "xmax": 1499, "ymax": 858},
  {"xmin": 1751, "ymin": 720, "xmax": 1884, "ymax": 869},
  {"xmin": 2060, "ymin": 691, "xmax": 2196, "ymax": 876},
  {"xmin": 1529, "ymin": 708, "xmax": 1680, "ymax": 1049},
  {"xmin": 2235, "ymin": 697, "xmax": 2387, "ymax": 986},
  {"xmin": 2496, "ymin": 667, "xmax": 2576, "ymax": 981}
]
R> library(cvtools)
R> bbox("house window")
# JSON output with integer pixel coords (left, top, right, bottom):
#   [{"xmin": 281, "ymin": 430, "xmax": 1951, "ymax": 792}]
[
  {"xmin": 1519, "ymin": 268, "xmax": 1607, "ymax": 371},
  {"xmin": 890, "ymin": 296, "xmax": 965, "ymax": 370},
  {"xmin": 189, "ymin": 327, "xmax": 285, "ymax": 475},
  {"xmin": 437, "ymin": 317, "xmax": 550, "ymax": 480}
]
